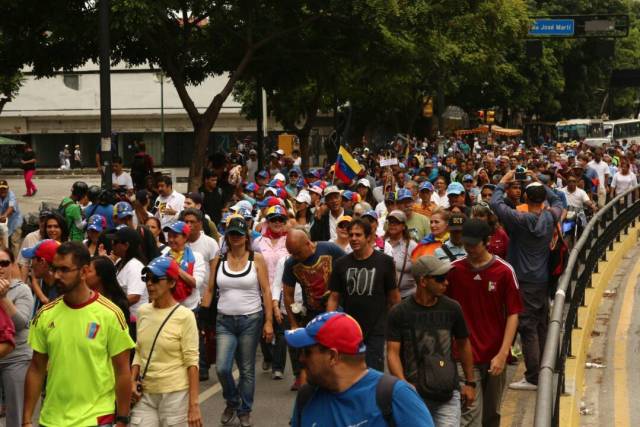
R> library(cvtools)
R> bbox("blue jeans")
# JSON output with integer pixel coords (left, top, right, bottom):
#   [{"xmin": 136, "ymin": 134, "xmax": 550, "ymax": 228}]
[
  {"xmin": 215, "ymin": 311, "xmax": 263, "ymax": 415},
  {"xmin": 424, "ymin": 389, "xmax": 461, "ymax": 427}
]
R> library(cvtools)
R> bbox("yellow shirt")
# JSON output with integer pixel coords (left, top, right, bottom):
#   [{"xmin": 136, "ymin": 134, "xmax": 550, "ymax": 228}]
[
  {"xmin": 29, "ymin": 294, "xmax": 134, "ymax": 427},
  {"xmin": 133, "ymin": 303, "xmax": 199, "ymax": 394}
]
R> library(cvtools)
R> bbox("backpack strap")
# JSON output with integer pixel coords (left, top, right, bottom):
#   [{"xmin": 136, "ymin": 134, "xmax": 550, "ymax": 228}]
[
  {"xmin": 441, "ymin": 244, "xmax": 457, "ymax": 262},
  {"xmin": 376, "ymin": 373, "xmax": 399, "ymax": 427},
  {"xmin": 294, "ymin": 373, "xmax": 398, "ymax": 427},
  {"xmin": 294, "ymin": 384, "xmax": 317, "ymax": 426}
]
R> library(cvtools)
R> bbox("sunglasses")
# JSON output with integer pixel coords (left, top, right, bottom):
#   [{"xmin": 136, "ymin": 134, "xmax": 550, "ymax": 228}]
[
  {"xmin": 142, "ymin": 274, "xmax": 166, "ymax": 284},
  {"xmin": 0, "ymin": 260, "xmax": 10, "ymax": 268},
  {"xmin": 432, "ymin": 274, "xmax": 448, "ymax": 283},
  {"xmin": 268, "ymin": 217, "xmax": 286, "ymax": 223},
  {"xmin": 337, "ymin": 222, "xmax": 350, "ymax": 229}
]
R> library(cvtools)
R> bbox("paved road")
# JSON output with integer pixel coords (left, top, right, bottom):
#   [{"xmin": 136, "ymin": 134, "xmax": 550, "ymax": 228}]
[
  {"xmin": 1, "ymin": 348, "xmax": 297, "ymax": 427},
  {"xmin": 581, "ymin": 242, "xmax": 640, "ymax": 426}
]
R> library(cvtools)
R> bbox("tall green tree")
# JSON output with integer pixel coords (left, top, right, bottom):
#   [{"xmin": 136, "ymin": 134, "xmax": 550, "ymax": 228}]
[
  {"xmin": 0, "ymin": 0, "xmax": 95, "ymax": 114},
  {"xmin": 111, "ymin": 0, "xmax": 404, "ymax": 190}
]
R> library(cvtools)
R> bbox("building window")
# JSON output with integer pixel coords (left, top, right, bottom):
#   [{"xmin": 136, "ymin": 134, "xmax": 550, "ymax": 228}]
[{"xmin": 63, "ymin": 74, "xmax": 79, "ymax": 90}]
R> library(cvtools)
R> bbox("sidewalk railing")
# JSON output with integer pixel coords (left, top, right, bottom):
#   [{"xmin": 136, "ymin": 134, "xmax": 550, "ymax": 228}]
[{"xmin": 534, "ymin": 185, "xmax": 640, "ymax": 426}]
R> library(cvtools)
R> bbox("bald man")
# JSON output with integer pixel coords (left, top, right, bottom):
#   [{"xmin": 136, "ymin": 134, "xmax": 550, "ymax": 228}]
[{"xmin": 282, "ymin": 229, "xmax": 346, "ymax": 329}]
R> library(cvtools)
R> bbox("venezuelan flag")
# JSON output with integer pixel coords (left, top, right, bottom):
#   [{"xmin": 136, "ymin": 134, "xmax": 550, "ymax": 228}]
[{"xmin": 335, "ymin": 146, "xmax": 362, "ymax": 184}]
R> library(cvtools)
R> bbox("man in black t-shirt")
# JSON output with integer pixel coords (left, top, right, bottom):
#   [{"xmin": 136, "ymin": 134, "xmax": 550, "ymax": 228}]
[
  {"xmin": 387, "ymin": 255, "xmax": 475, "ymax": 425},
  {"xmin": 327, "ymin": 218, "xmax": 400, "ymax": 371}
]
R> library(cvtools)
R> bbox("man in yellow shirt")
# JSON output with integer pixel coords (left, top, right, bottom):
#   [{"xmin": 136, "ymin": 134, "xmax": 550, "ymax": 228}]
[{"xmin": 22, "ymin": 242, "xmax": 134, "ymax": 427}]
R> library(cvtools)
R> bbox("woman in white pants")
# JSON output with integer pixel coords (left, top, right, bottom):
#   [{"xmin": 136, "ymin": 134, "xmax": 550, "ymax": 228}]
[{"xmin": 130, "ymin": 256, "xmax": 202, "ymax": 427}]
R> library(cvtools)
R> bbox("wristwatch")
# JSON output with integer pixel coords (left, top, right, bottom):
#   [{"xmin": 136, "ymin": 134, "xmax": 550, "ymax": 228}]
[
  {"xmin": 115, "ymin": 415, "xmax": 131, "ymax": 425},
  {"xmin": 464, "ymin": 381, "xmax": 477, "ymax": 388}
]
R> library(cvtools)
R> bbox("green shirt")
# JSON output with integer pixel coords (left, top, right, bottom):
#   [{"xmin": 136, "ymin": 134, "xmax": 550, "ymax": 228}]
[
  {"xmin": 29, "ymin": 293, "xmax": 134, "ymax": 426},
  {"xmin": 406, "ymin": 212, "xmax": 431, "ymax": 242},
  {"xmin": 61, "ymin": 196, "xmax": 83, "ymax": 241}
]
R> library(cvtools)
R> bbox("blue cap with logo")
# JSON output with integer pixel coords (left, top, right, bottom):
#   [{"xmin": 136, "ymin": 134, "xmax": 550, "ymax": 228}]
[
  {"xmin": 446, "ymin": 182, "xmax": 465, "ymax": 196},
  {"xmin": 396, "ymin": 188, "xmax": 414, "ymax": 201},
  {"xmin": 114, "ymin": 201, "xmax": 134, "ymax": 219}
]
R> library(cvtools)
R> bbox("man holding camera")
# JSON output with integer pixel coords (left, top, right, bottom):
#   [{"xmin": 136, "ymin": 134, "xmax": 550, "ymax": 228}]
[{"xmin": 490, "ymin": 170, "xmax": 563, "ymax": 391}]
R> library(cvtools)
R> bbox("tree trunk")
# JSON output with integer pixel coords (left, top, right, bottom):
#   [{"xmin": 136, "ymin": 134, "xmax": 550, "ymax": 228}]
[
  {"xmin": 0, "ymin": 97, "xmax": 9, "ymax": 116},
  {"xmin": 188, "ymin": 121, "xmax": 211, "ymax": 191}
]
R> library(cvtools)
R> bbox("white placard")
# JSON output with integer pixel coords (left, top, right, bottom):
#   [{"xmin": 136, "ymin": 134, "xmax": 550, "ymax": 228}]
[{"xmin": 380, "ymin": 158, "xmax": 398, "ymax": 167}]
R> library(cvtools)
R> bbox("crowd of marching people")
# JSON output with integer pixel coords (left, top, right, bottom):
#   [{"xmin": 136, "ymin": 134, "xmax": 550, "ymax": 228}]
[{"xmin": 0, "ymin": 133, "xmax": 638, "ymax": 426}]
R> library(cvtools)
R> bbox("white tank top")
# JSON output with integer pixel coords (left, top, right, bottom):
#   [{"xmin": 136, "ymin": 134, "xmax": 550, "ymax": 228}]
[{"xmin": 216, "ymin": 255, "xmax": 262, "ymax": 316}]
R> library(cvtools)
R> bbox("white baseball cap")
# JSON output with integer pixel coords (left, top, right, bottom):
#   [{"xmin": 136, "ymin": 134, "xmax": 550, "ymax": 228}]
[
  {"xmin": 274, "ymin": 173, "xmax": 286, "ymax": 182},
  {"xmin": 356, "ymin": 178, "xmax": 370, "ymax": 188},
  {"xmin": 295, "ymin": 191, "xmax": 311, "ymax": 204}
]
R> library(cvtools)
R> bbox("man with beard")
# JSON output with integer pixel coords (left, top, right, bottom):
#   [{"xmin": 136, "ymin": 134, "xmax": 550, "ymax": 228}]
[{"xmin": 22, "ymin": 242, "xmax": 134, "ymax": 427}]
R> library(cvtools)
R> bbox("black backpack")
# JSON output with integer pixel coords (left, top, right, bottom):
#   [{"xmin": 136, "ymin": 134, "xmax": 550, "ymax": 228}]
[{"xmin": 293, "ymin": 374, "xmax": 398, "ymax": 426}]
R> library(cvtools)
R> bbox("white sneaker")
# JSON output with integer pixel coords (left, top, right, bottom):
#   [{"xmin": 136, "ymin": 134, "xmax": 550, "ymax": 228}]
[
  {"xmin": 272, "ymin": 370, "xmax": 284, "ymax": 380},
  {"xmin": 509, "ymin": 378, "xmax": 537, "ymax": 390}
]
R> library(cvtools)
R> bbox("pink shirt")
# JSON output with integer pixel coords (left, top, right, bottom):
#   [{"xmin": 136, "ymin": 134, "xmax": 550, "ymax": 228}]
[{"xmin": 255, "ymin": 235, "xmax": 289, "ymax": 285}]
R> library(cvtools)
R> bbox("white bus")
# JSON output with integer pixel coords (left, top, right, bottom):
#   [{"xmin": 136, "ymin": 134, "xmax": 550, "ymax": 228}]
[
  {"xmin": 603, "ymin": 118, "xmax": 640, "ymax": 145},
  {"xmin": 555, "ymin": 119, "xmax": 604, "ymax": 141}
]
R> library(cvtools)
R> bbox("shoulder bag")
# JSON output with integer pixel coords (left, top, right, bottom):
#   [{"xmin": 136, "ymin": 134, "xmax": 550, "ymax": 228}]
[{"xmin": 135, "ymin": 304, "xmax": 181, "ymax": 396}]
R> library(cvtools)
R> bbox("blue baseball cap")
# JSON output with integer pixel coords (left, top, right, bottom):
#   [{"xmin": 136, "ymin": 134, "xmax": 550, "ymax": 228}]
[
  {"xmin": 162, "ymin": 220, "xmax": 191, "ymax": 235},
  {"xmin": 447, "ymin": 182, "xmax": 465, "ymax": 196},
  {"xmin": 245, "ymin": 182, "xmax": 259, "ymax": 193},
  {"xmin": 362, "ymin": 210, "xmax": 378, "ymax": 221},
  {"xmin": 237, "ymin": 208, "xmax": 254, "ymax": 220},
  {"xmin": 396, "ymin": 188, "xmax": 414, "ymax": 201},
  {"xmin": 463, "ymin": 174, "xmax": 474, "ymax": 182},
  {"xmin": 257, "ymin": 170, "xmax": 269, "ymax": 179},
  {"xmin": 142, "ymin": 256, "xmax": 180, "ymax": 280},
  {"xmin": 285, "ymin": 312, "xmax": 366, "ymax": 355},
  {"xmin": 419, "ymin": 181, "xmax": 434, "ymax": 192},
  {"xmin": 114, "ymin": 201, "xmax": 134, "ymax": 219},
  {"xmin": 21, "ymin": 239, "xmax": 60, "ymax": 263},
  {"xmin": 87, "ymin": 214, "xmax": 107, "ymax": 233}
]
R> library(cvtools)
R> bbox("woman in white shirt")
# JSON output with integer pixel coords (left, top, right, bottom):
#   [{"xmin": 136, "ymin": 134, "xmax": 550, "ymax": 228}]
[
  {"xmin": 108, "ymin": 227, "xmax": 148, "ymax": 320},
  {"xmin": 329, "ymin": 215, "xmax": 352, "ymax": 253},
  {"xmin": 202, "ymin": 215, "xmax": 273, "ymax": 427}
]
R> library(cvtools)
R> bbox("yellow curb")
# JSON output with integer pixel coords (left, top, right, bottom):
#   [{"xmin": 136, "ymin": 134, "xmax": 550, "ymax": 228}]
[{"xmin": 559, "ymin": 224, "xmax": 639, "ymax": 427}]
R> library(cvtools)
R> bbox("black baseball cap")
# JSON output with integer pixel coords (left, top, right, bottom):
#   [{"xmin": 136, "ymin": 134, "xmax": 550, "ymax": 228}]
[
  {"xmin": 461, "ymin": 219, "xmax": 491, "ymax": 245},
  {"xmin": 448, "ymin": 213, "xmax": 466, "ymax": 231}
]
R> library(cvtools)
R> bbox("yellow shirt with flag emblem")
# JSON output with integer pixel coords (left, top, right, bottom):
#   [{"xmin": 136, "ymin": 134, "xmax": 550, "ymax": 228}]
[{"xmin": 28, "ymin": 293, "xmax": 134, "ymax": 427}]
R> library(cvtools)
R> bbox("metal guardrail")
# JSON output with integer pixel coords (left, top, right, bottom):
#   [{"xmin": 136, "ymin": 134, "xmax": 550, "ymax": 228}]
[{"xmin": 534, "ymin": 185, "xmax": 640, "ymax": 426}]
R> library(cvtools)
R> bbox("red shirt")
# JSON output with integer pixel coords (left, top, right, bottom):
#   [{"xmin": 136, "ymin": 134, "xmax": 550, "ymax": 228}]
[
  {"xmin": 488, "ymin": 227, "xmax": 509, "ymax": 259},
  {"xmin": 446, "ymin": 256, "xmax": 523, "ymax": 364}
]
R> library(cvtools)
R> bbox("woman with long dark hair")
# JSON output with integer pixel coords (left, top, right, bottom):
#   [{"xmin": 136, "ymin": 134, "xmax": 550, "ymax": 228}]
[
  {"xmin": 42, "ymin": 212, "xmax": 69, "ymax": 242},
  {"xmin": 203, "ymin": 215, "xmax": 273, "ymax": 427},
  {"xmin": 83, "ymin": 215, "xmax": 108, "ymax": 257},
  {"xmin": 145, "ymin": 217, "xmax": 167, "ymax": 251},
  {"xmin": 107, "ymin": 227, "xmax": 147, "ymax": 318},
  {"xmin": 85, "ymin": 255, "xmax": 131, "ymax": 326}
]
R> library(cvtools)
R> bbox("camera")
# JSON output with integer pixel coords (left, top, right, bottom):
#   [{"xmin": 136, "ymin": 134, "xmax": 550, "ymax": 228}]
[{"xmin": 515, "ymin": 166, "xmax": 527, "ymax": 181}]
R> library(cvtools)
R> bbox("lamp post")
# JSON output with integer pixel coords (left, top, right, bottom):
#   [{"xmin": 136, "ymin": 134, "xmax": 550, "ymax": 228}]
[
  {"xmin": 99, "ymin": 0, "xmax": 112, "ymax": 189},
  {"xmin": 154, "ymin": 72, "xmax": 168, "ymax": 146}
]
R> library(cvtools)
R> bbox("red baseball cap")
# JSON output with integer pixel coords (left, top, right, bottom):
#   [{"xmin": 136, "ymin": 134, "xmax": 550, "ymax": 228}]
[
  {"xmin": 285, "ymin": 312, "xmax": 365, "ymax": 355},
  {"xmin": 21, "ymin": 239, "xmax": 61, "ymax": 263}
]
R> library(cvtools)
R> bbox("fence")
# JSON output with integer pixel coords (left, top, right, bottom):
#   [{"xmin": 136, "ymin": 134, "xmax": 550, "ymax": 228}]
[{"xmin": 534, "ymin": 185, "xmax": 640, "ymax": 426}]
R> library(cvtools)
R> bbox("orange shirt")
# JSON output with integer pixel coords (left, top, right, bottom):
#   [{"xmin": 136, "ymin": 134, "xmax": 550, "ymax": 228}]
[{"xmin": 413, "ymin": 202, "xmax": 437, "ymax": 218}]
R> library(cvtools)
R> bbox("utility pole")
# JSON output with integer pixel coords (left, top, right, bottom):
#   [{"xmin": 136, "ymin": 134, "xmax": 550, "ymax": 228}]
[
  {"xmin": 99, "ymin": 0, "xmax": 112, "ymax": 189},
  {"xmin": 256, "ymin": 81, "xmax": 264, "ymax": 171}
]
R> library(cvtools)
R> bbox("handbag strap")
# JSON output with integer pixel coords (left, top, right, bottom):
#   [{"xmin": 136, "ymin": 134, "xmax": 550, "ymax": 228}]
[
  {"xmin": 139, "ymin": 303, "xmax": 181, "ymax": 381},
  {"xmin": 396, "ymin": 239, "xmax": 410, "ymax": 289}
]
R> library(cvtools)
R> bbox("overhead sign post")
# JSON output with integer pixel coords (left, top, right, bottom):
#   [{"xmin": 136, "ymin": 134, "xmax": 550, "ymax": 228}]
[{"xmin": 529, "ymin": 19, "xmax": 575, "ymax": 37}]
